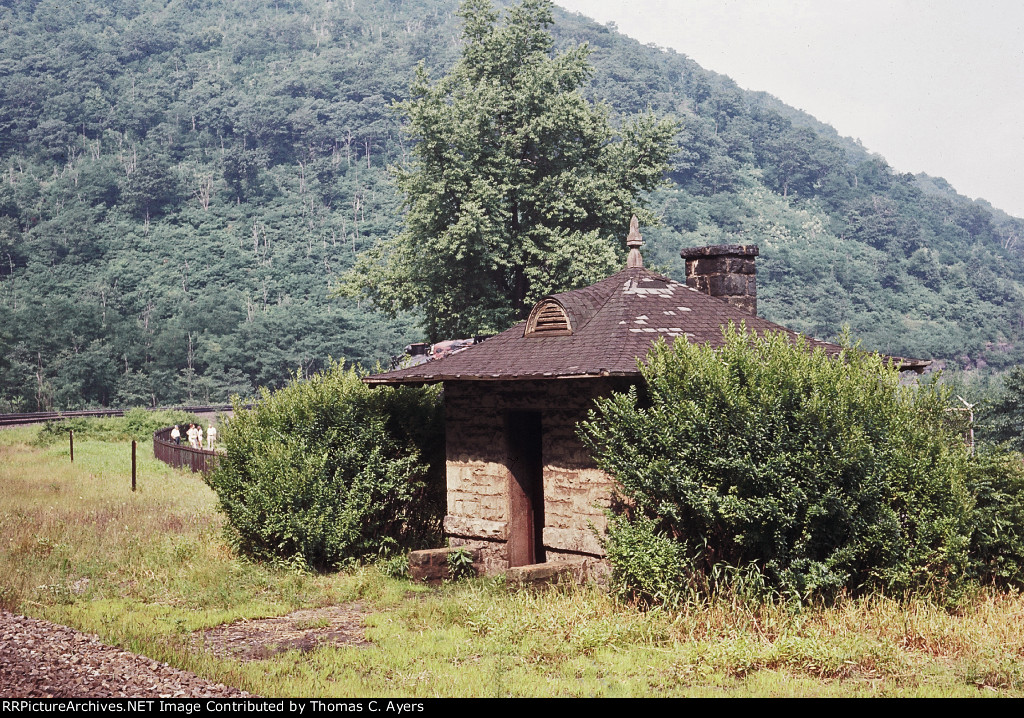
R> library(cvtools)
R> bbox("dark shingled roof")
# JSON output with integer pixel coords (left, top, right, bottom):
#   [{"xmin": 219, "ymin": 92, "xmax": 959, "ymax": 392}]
[{"xmin": 364, "ymin": 267, "xmax": 929, "ymax": 385}]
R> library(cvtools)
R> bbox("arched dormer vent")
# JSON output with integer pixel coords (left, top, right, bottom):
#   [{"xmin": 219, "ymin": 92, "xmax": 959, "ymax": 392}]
[{"xmin": 524, "ymin": 298, "xmax": 572, "ymax": 337}]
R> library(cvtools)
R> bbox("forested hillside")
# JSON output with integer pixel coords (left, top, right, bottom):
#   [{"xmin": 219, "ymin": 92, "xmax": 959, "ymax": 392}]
[{"xmin": 2, "ymin": 0, "xmax": 1022, "ymax": 410}]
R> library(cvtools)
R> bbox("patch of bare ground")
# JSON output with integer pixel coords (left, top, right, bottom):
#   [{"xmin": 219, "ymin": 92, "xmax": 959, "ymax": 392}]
[
  {"xmin": 193, "ymin": 604, "xmax": 372, "ymax": 661},
  {"xmin": 0, "ymin": 610, "xmax": 251, "ymax": 698}
]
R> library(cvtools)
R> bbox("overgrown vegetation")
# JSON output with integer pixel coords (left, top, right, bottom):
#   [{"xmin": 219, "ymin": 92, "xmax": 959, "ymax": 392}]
[
  {"xmin": 980, "ymin": 365, "xmax": 1024, "ymax": 450},
  {"xmin": 446, "ymin": 547, "xmax": 475, "ymax": 582},
  {"xmin": 3, "ymin": 425, "xmax": 1024, "ymax": 696},
  {"xmin": 205, "ymin": 364, "xmax": 445, "ymax": 570},
  {"xmin": 964, "ymin": 446, "xmax": 1024, "ymax": 587},
  {"xmin": 580, "ymin": 328, "xmax": 1024, "ymax": 605},
  {"xmin": 33, "ymin": 408, "xmax": 202, "ymax": 445}
]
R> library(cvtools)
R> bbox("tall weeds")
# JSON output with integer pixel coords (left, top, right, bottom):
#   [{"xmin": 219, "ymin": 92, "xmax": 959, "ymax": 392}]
[{"xmin": 3, "ymin": 425, "xmax": 1023, "ymax": 696}]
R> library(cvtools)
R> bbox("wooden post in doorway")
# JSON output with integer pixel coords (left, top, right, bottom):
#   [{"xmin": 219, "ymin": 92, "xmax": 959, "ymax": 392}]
[{"xmin": 506, "ymin": 411, "xmax": 544, "ymax": 567}]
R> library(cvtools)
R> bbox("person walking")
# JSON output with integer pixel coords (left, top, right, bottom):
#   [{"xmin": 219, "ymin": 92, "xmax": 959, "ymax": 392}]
[{"xmin": 171, "ymin": 425, "xmax": 181, "ymax": 445}]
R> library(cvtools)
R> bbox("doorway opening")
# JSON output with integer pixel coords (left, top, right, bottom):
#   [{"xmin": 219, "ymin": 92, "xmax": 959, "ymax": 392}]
[{"xmin": 506, "ymin": 410, "xmax": 545, "ymax": 566}]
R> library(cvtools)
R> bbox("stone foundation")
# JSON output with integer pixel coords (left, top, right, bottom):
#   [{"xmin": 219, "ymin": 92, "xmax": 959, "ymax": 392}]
[
  {"xmin": 505, "ymin": 557, "xmax": 610, "ymax": 587},
  {"xmin": 408, "ymin": 545, "xmax": 484, "ymax": 583},
  {"xmin": 409, "ymin": 546, "xmax": 610, "ymax": 588},
  {"xmin": 448, "ymin": 536, "xmax": 508, "ymax": 575}
]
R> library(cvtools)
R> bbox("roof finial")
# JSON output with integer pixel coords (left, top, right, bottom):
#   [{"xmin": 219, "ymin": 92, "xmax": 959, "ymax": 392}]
[{"xmin": 626, "ymin": 214, "xmax": 643, "ymax": 268}]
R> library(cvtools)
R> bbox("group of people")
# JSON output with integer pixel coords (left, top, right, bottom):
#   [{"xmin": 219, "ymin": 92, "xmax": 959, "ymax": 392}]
[{"xmin": 170, "ymin": 422, "xmax": 218, "ymax": 450}]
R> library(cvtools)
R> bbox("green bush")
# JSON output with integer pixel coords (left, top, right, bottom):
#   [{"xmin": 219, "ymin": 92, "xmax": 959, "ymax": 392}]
[
  {"xmin": 579, "ymin": 327, "xmax": 978, "ymax": 602},
  {"xmin": 602, "ymin": 514, "xmax": 693, "ymax": 607},
  {"xmin": 965, "ymin": 445, "xmax": 1024, "ymax": 587},
  {"xmin": 205, "ymin": 363, "xmax": 445, "ymax": 571},
  {"xmin": 446, "ymin": 548, "xmax": 475, "ymax": 582}
]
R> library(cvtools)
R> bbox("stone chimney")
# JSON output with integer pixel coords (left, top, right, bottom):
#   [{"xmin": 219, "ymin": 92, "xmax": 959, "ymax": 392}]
[{"xmin": 679, "ymin": 244, "xmax": 759, "ymax": 316}]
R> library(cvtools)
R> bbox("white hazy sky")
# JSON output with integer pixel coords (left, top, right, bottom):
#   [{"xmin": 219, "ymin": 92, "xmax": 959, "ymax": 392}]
[{"xmin": 555, "ymin": 0, "xmax": 1024, "ymax": 218}]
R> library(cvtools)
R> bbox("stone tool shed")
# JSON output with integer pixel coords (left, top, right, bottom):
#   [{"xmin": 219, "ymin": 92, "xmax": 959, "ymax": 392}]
[{"xmin": 364, "ymin": 229, "xmax": 929, "ymax": 582}]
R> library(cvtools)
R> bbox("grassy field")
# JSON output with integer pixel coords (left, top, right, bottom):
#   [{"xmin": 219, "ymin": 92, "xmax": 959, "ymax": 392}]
[{"xmin": 2, "ymin": 425, "xmax": 1022, "ymax": 697}]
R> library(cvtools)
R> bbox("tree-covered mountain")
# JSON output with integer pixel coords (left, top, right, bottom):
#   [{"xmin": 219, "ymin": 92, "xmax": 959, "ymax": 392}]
[{"xmin": 1, "ymin": 0, "xmax": 1022, "ymax": 410}]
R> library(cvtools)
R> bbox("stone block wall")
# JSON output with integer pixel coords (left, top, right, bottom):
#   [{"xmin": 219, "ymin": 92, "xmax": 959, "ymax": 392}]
[
  {"xmin": 679, "ymin": 244, "xmax": 759, "ymax": 316},
  {"xmin": 443, "ymin": 378, "xmax": 629, "ymax": 570},
  {"xmin": 408, "ymin": 545, "xmax": 484, "ymax": 583}
]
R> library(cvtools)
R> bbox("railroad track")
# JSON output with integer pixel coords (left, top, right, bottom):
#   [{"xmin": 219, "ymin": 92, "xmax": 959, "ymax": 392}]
[{"xmin": 0, "ymin": 405, "xmax": 236, "ymax": 427}]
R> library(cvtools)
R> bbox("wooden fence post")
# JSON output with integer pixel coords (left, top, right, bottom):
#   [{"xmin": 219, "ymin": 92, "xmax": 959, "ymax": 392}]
[
  {"xmin": 132, "ymin": 440, "xmax": 137, "ymax": 492},
  {"xmin": 69, "ymin": 430, "xmax": 74, "ymax": 462}
]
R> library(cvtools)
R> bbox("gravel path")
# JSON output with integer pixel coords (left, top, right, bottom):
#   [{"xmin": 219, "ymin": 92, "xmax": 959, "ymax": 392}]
[{"xmin": 0, "ymin": 610, "xmax": 252, "ymax": 698}]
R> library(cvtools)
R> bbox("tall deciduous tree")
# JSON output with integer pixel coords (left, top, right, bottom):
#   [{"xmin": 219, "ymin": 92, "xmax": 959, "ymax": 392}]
[
  {"xmin": 342, "ymin": 0, "xmax": 676, "ymax": 340},
  {"xmin": 983, "ymin": 366, "xmax": 1024, "ymax": 451}
]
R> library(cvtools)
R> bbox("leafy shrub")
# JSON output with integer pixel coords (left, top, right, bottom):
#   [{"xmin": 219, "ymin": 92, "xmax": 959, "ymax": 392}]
[
  {"xmin": 603, "ymin": 514, "xmax": 693, "ymax": 607},
  {"xmin": 446, "ymin": 548, "xmax": 475, "ymax": 582},
  {"xmin": 965, "ymin": 445, "xmax": 1024, "ymax": 586},
  {"xmin": 205, "ymin": 363, "xmax": 444, "ymax": 571},
  {"xmin": 378, "ymin": 554, "xmax": 410, "ymax": 580},
  {"xmin": 579, "ymin": 327, "xmax": 977, "ymax": 602}
]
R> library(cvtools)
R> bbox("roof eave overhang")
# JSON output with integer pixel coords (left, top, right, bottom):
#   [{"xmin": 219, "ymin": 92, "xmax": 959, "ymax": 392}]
[
  {"xmin": 362, "ymin": 370, "xmax": 639, "ymax": 386},
  {"xmin": 893, "ymin": 358, "xmax": 932, "ymax": 374},
  {"xmin": 362, "ymin": 376, "xmax": 440, "ymax": 387}
]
